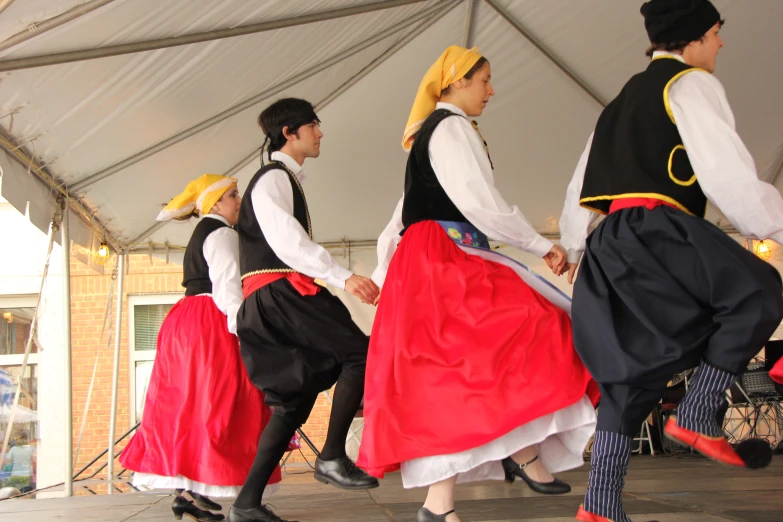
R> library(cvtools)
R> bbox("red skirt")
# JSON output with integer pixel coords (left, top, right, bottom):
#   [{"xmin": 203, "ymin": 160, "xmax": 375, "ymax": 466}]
[
  {"xmin": 120, "ymin": 295, "xmax": 281, "ymax": 487},
  {"xmin": 771, "ymin": 358, "xmax": 783, "ymax": 384},
  {"xmin": 357, "ymin": 221, "xmax": 598, "ymax": 477}
]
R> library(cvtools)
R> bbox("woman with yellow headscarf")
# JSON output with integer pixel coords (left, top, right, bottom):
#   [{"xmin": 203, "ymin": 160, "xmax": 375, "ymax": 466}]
[
  {"xmin": 357, "ymin": 47, "xmax": 599, "ymax": 522},
  {"xmin": 120, "ymin": 175, "xmax": 282, "ymax": 522}
]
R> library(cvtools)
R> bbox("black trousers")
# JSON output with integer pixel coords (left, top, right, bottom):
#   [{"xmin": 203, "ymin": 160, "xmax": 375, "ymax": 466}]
[
  {"xmin": 237, "ymin": 279, "xmax": 369, "ymax": 412},
  {"xmin": 574, "ymin": 207, "xmax": 783, "ymax": 435}
]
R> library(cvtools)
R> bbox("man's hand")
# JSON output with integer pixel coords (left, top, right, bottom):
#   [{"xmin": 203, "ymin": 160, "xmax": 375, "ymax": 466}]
[
  {"xmin": 565, "ymin": 262, "xmax": 578, "ymax": 284},
  {"xmin": 543, "ymin": 245, "xmax": 567, "ymax": 275},
  {"xmin": 345, "ymin": 274, "xmax": 380, "ymax": 305}
]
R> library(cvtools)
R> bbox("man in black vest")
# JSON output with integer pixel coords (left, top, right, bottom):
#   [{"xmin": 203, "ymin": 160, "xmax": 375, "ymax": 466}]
[
  {"xmin": 229, "ymin": 98, "xmax": 379, "ymax": 522},
  {"xmin": 558, "ymin": 1, "xmax": 783, "ymax": 521}
]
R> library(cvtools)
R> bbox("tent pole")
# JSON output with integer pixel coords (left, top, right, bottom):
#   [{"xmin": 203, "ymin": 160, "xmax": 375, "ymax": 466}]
[
  {"xmin": 62, "ymin": 202, "xmax": 74, "ymax": 497},
  {"xmin": 223, "ymin": 0, "xmax": 459, "ymax": 178},
  {"xmin": 71, "ymin": 0, "xmax": 453, "ymax": 192},
  {"xmin": 0, "ymin": 0, "xmax": 15, "ymax": 16},
  {"xmin": 483, "ymin": 0, "xmax": 606, "ymax": 107},
  {"xmin": 0, "ymin": 0, "xmax": 430, "ymax": 72},
  {"xmin": 107, "ymin": 252, "xmax": 125, "ymax": 494},
  {"xmin": 0, "ymin": 0, "xmax": 115, "ymax": 54},
  {"xmin": 462, "ymin": 0, "xmax": 479, "ymax": 48}
]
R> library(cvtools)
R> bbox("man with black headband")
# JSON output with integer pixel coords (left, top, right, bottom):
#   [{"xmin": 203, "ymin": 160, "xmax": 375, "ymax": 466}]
[
  {"xmin": 230, "ymin": 98, "xmax": 379, "ymax": 522},
  {"xmin": 558, "ymin": 1, "xmax": 783, "ymax": 521}
]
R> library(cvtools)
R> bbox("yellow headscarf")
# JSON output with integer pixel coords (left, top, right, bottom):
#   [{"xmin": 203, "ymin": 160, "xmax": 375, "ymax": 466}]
[
  {"xmin": 401, "ymin": 45, "xmax": 483, "ymax": 151},
  {"xmin": 156, "ymin": 174, "xmax": 237, "ymax": 221}
]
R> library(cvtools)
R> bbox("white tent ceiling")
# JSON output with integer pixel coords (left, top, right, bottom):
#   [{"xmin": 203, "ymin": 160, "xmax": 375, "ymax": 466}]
[{"xmin": 0, "ymin": 0, "xmax": 781, "ymax": 264}]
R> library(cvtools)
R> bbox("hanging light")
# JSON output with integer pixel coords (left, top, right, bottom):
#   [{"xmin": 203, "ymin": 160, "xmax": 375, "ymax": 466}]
[
  {"xmin": 2, "ymin": 312, "xmax": 13, "ymax": 323},
  {"xmin": 755, "ymin": 240, "xmax": 771, "ymax": 261},
  {"xmin": 95, "ymin": 240, "xmax": 111, "ymax": 265}
]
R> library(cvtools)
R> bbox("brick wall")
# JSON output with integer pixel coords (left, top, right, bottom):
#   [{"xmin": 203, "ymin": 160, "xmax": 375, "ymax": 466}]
[{"xmin": 69, "ymin": 252, "xmax": 330, "ymax": 489}]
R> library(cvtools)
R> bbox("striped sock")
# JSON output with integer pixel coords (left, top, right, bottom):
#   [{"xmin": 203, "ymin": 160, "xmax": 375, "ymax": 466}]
[
  {"xmin": 584, "ymin": 431, "xmax": 632, "ymax": 522},
  {"xmin": 677, "ymin": 362, "xmax": 736, "ymax": 437}
]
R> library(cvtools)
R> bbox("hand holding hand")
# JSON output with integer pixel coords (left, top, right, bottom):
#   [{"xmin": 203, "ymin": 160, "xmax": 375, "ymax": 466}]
[{"xmin": 345, "ymin": 274, "xmax": 380, "ymax": 305}]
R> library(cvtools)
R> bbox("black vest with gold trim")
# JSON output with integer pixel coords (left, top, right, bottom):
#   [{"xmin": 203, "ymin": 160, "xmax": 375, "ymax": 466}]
[
  {"xmin": 402, "ymin": 109, "xmax": 472, "ymax": 228},
  {"xmin": 237, "ymin": 161, "xmax": 311, "ymax": 278},
  {"xmin": 182, "ymin": 217, "xmax": 229, "ymax": 296},
  {"xmin": 580, "ymin": 57, "xmax": 708, "ymax": 216}
]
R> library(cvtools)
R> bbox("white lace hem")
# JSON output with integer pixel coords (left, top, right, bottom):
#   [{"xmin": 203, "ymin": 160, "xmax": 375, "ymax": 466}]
[
  {"xmin": 131, "ymin": 472, "xmax": 280, "ymax": 499},
  {"xmin": 400, "ymin": 395, "xmax": 596, "ymax": 488}
]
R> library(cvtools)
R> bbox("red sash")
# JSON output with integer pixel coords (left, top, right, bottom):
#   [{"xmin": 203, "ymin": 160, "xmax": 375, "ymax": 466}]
[{"xmin": 242, "ymin": 272, "xmax": 320, "ymax": 299}]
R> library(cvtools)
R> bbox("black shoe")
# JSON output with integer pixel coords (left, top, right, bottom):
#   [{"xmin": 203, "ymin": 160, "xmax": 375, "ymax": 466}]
[
  {"xmin": 313, "ymin": 456, "xmax": 379, "ymax": 490},
  {"xmin": 227, "ymin": 505, "xmax": 297, "ymax": 522},
  {"xmin": 417, "ymin": 507, "xmax": 455, "ymax": 521},
  {"xmin": 172, "ymin": 496, "xmax": 225, "ymax": 521},
  {"xmin": 501, "ymin": 456, "xmax": 571, "ymax": 495},
  {"xmin": 188, "ymin": 491, "xmax": 222, "ymax": 511}
]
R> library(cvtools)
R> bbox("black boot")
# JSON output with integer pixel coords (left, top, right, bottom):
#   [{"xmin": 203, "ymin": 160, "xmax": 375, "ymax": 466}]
[
  {"xmin": 501, "ymin": 456, "xmax": 571, "ymax": 495},
  {"xmin": 227, "ymin": 504, "xmax": 297, "ymax": 522},
  {"xmin": 314, "ymin": 456, "xmax": 379, "ymax": 490},
  {"xmin": 187, "ymin": 491, "xmax": 222, "ymax": 511},
  {"xmin": 172, "ymin": 496, "xmax": 225, "ymax": 521}
]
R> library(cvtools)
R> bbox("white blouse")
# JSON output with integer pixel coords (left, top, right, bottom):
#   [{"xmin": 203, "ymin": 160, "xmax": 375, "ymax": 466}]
[
  {"xmin": 559, "ymin": 51, "xmax": 783, "ymax": 263},
  {"xmin": 373, "ymin": 102, "xmax": 554, "ymax": 286}
]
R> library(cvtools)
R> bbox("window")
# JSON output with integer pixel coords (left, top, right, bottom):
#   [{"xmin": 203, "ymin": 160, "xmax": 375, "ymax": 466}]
[
  {"xmin": 0, "ymin": 296, "xmax": 39, "ymax": 493},
  {"xmin": 128, "ymin": 294, "xmax": 181, "ymax": 424}
]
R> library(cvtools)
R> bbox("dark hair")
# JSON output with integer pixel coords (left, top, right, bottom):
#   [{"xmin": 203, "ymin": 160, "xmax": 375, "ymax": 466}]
[
  {"xmin": 441, "ymin": 57, "xmax": 489, "ymax": 96},
  {"xmin": 645, "ymin": 40, "xmax": 690, "ymax": 57},
  {"xmin": 258, "ymin": 98, "xmax": 321, "ymax": 158},
  {"xmin": 645, "ymin": 19, "xmax": 724, "ymax": 57}
]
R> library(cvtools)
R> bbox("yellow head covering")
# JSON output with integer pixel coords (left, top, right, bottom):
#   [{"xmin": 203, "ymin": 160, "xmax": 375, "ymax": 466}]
[
  {"xmin": 401, "ymin": 45, "xmax": 483, "ymax": 151},
  {"xmin": 156, "ymin": 174, "xmax": 238, "ymax": 221}
]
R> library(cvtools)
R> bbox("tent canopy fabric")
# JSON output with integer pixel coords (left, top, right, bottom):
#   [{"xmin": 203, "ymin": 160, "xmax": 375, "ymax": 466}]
[{"xmin": 0, "ymin": 0, "xmax": 781, "ymax": 259}]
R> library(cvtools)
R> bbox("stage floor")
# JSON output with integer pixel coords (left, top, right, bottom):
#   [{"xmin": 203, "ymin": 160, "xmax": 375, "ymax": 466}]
[{"xmin": 1, "ymin": 455, "xmax": 782, "ymax": 521}]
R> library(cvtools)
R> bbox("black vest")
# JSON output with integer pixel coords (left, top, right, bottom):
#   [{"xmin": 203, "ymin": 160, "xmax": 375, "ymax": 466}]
[
  {"xmin": 237, "ymin": 161, "xmax": 311, "ymax": 278},
  {"xmin": 580, "ymin": 57, "xmax": 708, "ymax": 216},
  {"xmin": 182, "ymin": 217, "xmax": 230, "ymax": 296},
  {"xmin": 402, "ymin": 109, "xmax": 472, "ymax": 229}
]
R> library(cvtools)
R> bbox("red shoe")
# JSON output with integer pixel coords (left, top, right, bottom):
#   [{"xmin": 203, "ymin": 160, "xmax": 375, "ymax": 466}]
[
  {"xmin": 663, "ymin": 416, "xmax": 745, "ymax": 467},
  {"xmin": 575, "ymin": 505, "xmax": 613, "ymax": 521}
]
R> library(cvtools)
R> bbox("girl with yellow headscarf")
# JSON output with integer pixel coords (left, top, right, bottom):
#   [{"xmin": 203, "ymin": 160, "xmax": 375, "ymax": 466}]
[
  {"xmin": 357, "ymin": 47, "xmax": 599, "ymax": 522},
  {"xmin": 121, "ymin": 175, "xmax": 283, "ymax": 522}
]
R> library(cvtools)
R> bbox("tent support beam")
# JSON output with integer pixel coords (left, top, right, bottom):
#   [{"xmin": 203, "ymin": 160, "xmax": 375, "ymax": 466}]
[
  {"xmin": 0, "ymin": 0, "xmax": 115, "ymax": 54},
  {"xmin": 0, "ymin": 0, "xmax": 430, "ymax": 72},
  {"xmin": 483, "ymin": 0, "xmax": 606, "ymax": 107},
  {"xmin": 128, "ymin": 220, "xmax": 167, "ymax": 247},
  {"xmin": 0, "ymin": 0, "xmax": 15, "ymax": 16},
  {"xmin": 107, "ymin": 252, "xmax": 125, "ymax": 494},
  {"xmin": 62, "ymin": 198, "xmax": 74, "ymax": 497},
  {"xmin": 462, "ymin": 0, "xmax": 479, "ymax": 48},
  {"xmin": 70, "ymin": 0, "xmax": 454, "ymax": 192},
  {"xmin": 224, "ymin": 0, "xmax": 458, "ymax": 178}
]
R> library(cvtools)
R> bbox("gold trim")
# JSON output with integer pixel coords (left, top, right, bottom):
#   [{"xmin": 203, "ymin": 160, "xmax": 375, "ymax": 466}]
[
  {"xmin": 663, "ymin": 67, "xmax": 707, "ymax": 125},
  {"xmin": 241, "ymin": 268, "xmax": 297, "ymax": 280},
  {"xmin": 579, "ymin": 193, "xmax": 695, "ymax": 216},
  {"xmin": 273, "ymin": 162, "xmax": 313, "ymax": 240},
  {"xmin": 668, "ymin": 145, "xmax": 697, "ymax": 186}
]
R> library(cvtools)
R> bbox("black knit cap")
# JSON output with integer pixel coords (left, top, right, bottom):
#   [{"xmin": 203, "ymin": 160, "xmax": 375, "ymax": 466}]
[
  {"xmin": 258, "ymin": 98, "xmax": 320, "ymax": 155},
  {"xmin": 641, "ymin": 0, "xmax": 722, "ymax": 44}
]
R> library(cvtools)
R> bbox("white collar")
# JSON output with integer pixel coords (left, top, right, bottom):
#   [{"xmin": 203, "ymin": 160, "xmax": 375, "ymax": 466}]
[
  {"xmin": 436, "ymin": 101, "xmax": 468, "ymax": 118},
  {"xmin": 270, "ymin": 151, "xmax": 306, "ymax": 183},
  {"xmin": 203, "ymin": 214, "xmax": 230, "ymax": 226},
  {"xmin": 652, "ymin": 50, "xmax": 686, "ymax": 64}
]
